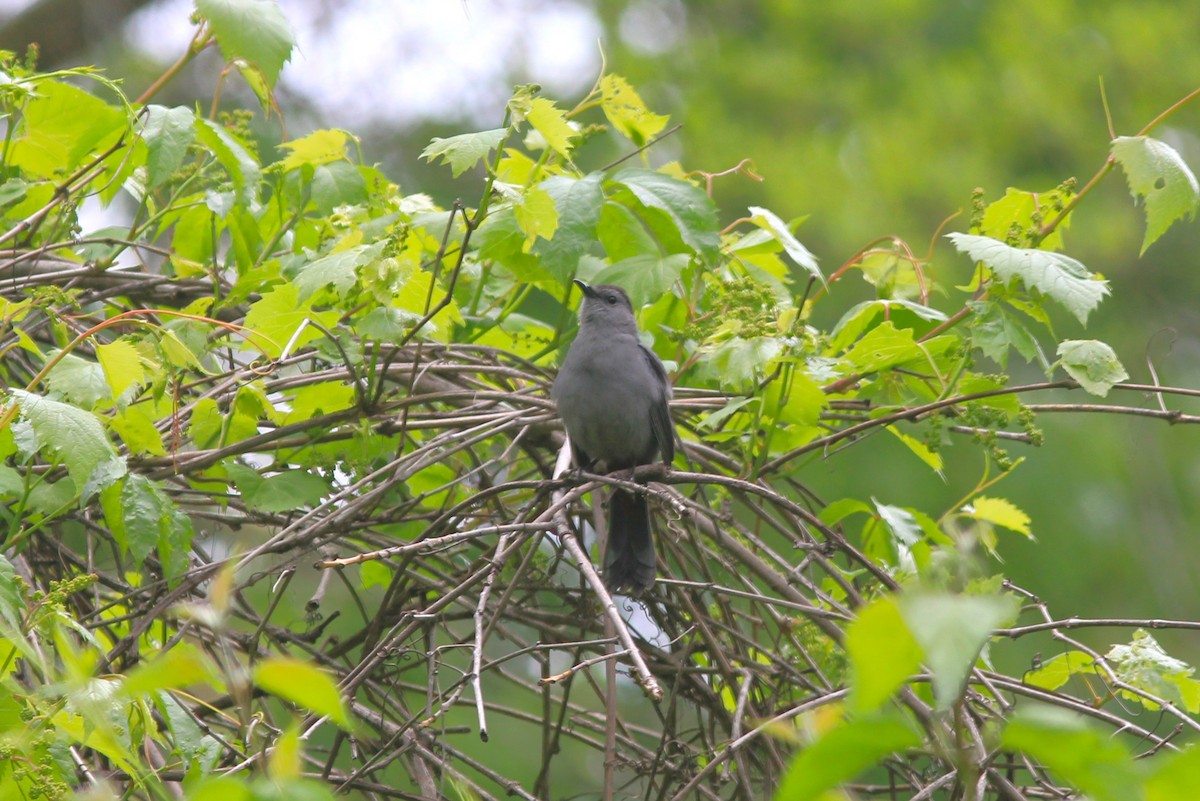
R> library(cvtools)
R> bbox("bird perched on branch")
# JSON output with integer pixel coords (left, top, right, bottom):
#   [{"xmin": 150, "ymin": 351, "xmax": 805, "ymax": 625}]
[{"xmin": 553, "ymin": 280, "xmax": 675, "ymax": 594}]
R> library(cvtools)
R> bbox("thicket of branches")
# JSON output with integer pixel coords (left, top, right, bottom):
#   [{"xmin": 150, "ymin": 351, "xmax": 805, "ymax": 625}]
[{"xmin": 2, "ymin": 4, "xmax": 1200, "ymax": 801}]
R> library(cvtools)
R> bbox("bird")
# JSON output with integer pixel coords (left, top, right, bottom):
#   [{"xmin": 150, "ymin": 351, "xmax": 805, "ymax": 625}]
[{"xmin": 553, "ymin": 280, "xmax": 675, "ymax": 594}]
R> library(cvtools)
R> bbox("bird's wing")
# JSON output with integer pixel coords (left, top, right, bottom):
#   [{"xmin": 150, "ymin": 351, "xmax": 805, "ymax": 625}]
[{"xmin": 639, "ymin": 342, "xmax": 675, "ymax": 464}]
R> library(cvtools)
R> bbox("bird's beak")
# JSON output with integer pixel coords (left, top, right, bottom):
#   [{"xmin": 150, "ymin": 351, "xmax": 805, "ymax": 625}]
[{"xmin": 572, "ymin": 279, "xmax": 597, "ymax": 298}]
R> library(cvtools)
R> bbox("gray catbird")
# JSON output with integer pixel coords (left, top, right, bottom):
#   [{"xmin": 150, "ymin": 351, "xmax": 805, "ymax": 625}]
[{"xmin": 553, "ymin": 280, "xmax": 675, "ymax": 594}]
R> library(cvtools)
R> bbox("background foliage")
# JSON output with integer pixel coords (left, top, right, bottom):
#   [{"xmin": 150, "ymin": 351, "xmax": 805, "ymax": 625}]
[{"xmin": 1, "ymin": 1, "xmax": 1200, "ymax": 800}]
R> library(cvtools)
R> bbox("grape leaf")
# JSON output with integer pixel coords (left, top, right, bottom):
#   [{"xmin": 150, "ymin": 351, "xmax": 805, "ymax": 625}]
[
  {"xmin": 194, "ymin": 117, "xmax": 261, "ymax": 206},
  {"xmin": 947, "ymin": 233, "xmax": 1109, "ymax": 325},
  {"xmin": 292, "ymin": 242, "xmax": 383, "ymax": 300},
  {"xmin": 775, "ymin": 714, "xmax": 920, "ymax": 801},
  {"xmin": 142, "ymin": 105, "xmax": 196, "ymax": 188},
  {"xmin": 277, "ymin": 128, "xmax": 350, "ymax": 172},
  {"xmin": 748, "ymin": 206, "xmax": 821, "ymax": 280},
  {"xmin": 534, "ymin": 174, "xmax": 604, "ymax": 282},
  {"xmin": 611, "ymin": 168, "xmax": 720, "ymax": 263},
  {"xmin": 195, "ymin": 0, "xmax": 295, "ymax": 85},
  {"xmin": 421, "ymin": 128, "xmax": 506, "ymax": 177},
  {"xmin": 1056, "ymin": 339, "xmax": 1128, "ymax": 397},
  {"xmin": 969, "ymin": 496, "xmax": 1032, "ymax": 537},
  {"xmin": 10, "ymin": 389, "xmax": 125, "ymax": 497},
  {"xmin": 525, "ymin": 98, "xmax": 578, "ymax": 158},
  {"xmin": 253, "ymin": 657, "xmax": 350, "ymax": 729},
  {"xmin": 600, "ymin": 74, "xmax": 668, "ymax": 145},
  {"xmin": 242, "ymin": 283, "xmax": 339, "ymax": 357},
  {"xmin": 1112, "ymin": 135, "xmax": 1200, "ymax": 254},
  {"xmin": 95, "ymin": 339, "xmax": 145, "ymax": 399},
  {"xmin": 594, "ymin": 253, "xmax": 690, "ymax": 308},
  {"xmin": 846, "ymin": 596, "xmax": 923, "ymax": 713}
]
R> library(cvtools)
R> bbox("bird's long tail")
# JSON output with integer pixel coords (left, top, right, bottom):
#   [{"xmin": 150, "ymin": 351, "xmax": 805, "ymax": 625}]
[{"xmin": 604, "ymin": 489, "xmax": 656, "ymax": 594}]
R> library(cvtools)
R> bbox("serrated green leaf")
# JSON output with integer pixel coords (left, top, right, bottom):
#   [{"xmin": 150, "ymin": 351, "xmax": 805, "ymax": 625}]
[
  {"xmin": 594, "ymin": 253, "xmax": 689, "ymax": 308},
  {"xmin": 1001, "ymin": 705, "xmax": 1140, "ymax": 801},
  {"xmin": 600, "ymin": 74, "xmax": 668, "ymax": 145},
  {"xmin": 1112, "ymin": 135, "xmax": 1200, "ymax": 254},
  {"xmin": 142, "ymin": 105, "xmax": 196, "ymax": 188},
  {"xmin": 512, "ymin": 185, "xmax": 558, "ymax": 251},
  {"xmin": 597, "ymin": 200, "xmax": 659, "ymax": 260},
  {"xmin": 354, "ymin": 306, "xmax": 422, "ymax": 343},
  {"xmin": 969, "ymin": 495, "xmax": 1031, "ymax": 537},
  {"xmin": 898, "ymin": 591, "xmax": 1020, "ymax": 709},
  {"xmin": 421, "ymin": 128, "xmax": 506, "ymax": 177},
  {"xmin": 534, "ymin": 174, "xmax": 604, "ymax": 282},
  {"xmin": 0, "ymin": 555, "xmax": 23, "ymax": 630},
  {"xmin": 194, "ymin": 117, "xmax": 261, "ymax": 206},
  {"xmin": 699, "ymin": 336, "xmax": 782, "ymax": 386},
  {"xmin": 95, "ymin": 339, "xmax": 145, "ymax": 399},
  {"xmin": 611, "ymin": 168, "xmax": 720, "ymax": 263},
  {"xmin": 292, "ymin": 242, "xmax": 382, "ymax": 300},
  {"xmin": 748, "ymin": 206, "xmax": 820, "ymax": 280},
  {"xmin": 311, "ymin": 160, "xmax": 367, "ymax": 215},
  {"xmin": 100, "ymin": 473, "xmax": 192, "ymax": 569},
  {"xmin": 45, "ymin": 352, "xmax": 110, "ymax": 408},
  {"xmin": 243, "ymin": 283, "xmax": 339, "ymax": 357},
  {"xmin": 253, "ymin": 657, "xmax": 350, "ymax": 729},
  {"xmin": 947, "ymin": 233, "xmax": 1109, "ymax": 325},
  {"xmin": 763, "ymin": 369, "xmax": 827, "ymax": 428},
  {"xmin": 842, "ymin": 321, "xmax": 921, "ymax": 373},
  {"xmin": 981, "ymin": 186, "xmax": 1073, "ymax": 252},
  {"xmin": 1024, "ymin": 651, "xmax": 1095, "ymax": 691},
  {"xmin": 109, "ymin": 404, "xmax": 166, "ymax": 456},
  {"xmin": 195, "ymin": 0, "xmax": 295, "ymax": 85},
  {"xmin": 277, "ymin": 129, "xmax": 350, "ymax": 172},
  {"xmin": 775, "ymin": 714, "xmax": 920, "ymax": 801},
  {"xmin": 846, "ymin": 596, "xmax": 923, "ymax": 713},
  {"xmin": 525, "ymin": 97, "xmax": 578, "ymax": 158},
  {"xmin": 10, "ymin": 389, "xmax": 125, "ymax": 497},
  {"xmin": 1107, "ymin": 629, "xmax": 1200, "ymax": 712},
  {"xmin": 9, "ymin": 81, "xmax": 126, "ymax": 179},
  {"xmin": 1056, "ymin": 339, "xmax": 1128, "ymax": 397}
]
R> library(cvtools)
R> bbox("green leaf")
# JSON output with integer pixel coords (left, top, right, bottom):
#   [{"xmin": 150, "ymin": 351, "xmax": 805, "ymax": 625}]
[
  {"xmin": 534, "ymin": 174, "xmax": 604, "ymax": 282},
  {"xmin": 525, "ymin": 97, "xmax": 578, "ymax": 158},
  {"xmin": 44, "ymin": 352, "xmax": 110, "ymax": 408},
  {"xmin": 0, "ymin": 555, "xmax": 23, "ymax": 630},
  {"xmin": 969, "ymin": 496, "xmax": 1031, "ymax": 537},
  {"xmin": 594, "ymin": 253, "xmax": 690, "ymax": 308},
  {"xmin": 1056, "ymin": 339, "xmax": 1128, "ymax": 397},
  {"xmin": 277, "ymin": 128, "xmax": 350, "ymax": 172},
  {"xmin": 10, "ymin": 389, "xmax": 125, "ymax": 497},
  {"xmin": 845, "ymin": 596, "xmax": 923, "ymax": 713},
  {"xmin": 1107, "ymin": 629, "xmax": 1200, "ymax": 713},
  {"xmin": 236, "ymin": 470, "xmax": 330, "ymax": 514},
  {"xmin": 1112, "ymin": 135, "xmax": 1200, "ymax": 254},
  {"xmin": 699, "ymin": 336, "xmax": 782, "ymax": 386},
  {"xmin": 194, "ymin": 117, "xmax": 261, "ymax": 206},
  {"xmin": 597, "ymin": 200, "xmax": 659, "ymax": 260},
  {"xmin": 195, "ymin": 0, "xmax": 295, "ymax": 85},
  {"xmin": 109, "ymin": 404, "xmax": 166, "ymax": 455},
  {"xmin": 9, "ymin": 81, "xmax": 126, "ymax": 178},
  {"xmin": 969, "ymin": 300, "xmax": 1044, "ymax": 368},
  {"xmin": 360, "ymin": 561, "xmax": 392, "ymax": 591},
  {"xmin": 122, "ymin": 643, "xmax": 217, "ymax": 695},
  {"xmin": 611, "ymin": 168, "xmax": 720, "ymax": 263},
  {"xmin": 842, "ymin": 321, "xmax": 921, "ymax": 374},
  {"xmin": 421, "ymin": 128, "xmax": 506, "ymax": 177},
  {"xmin": 947, "ymin": 233, "xmax": 1109, "ymax": 325},
  {"xmin": 100, "ymin": 473, "xmax": 193, "ymax": 567},
  {"xmin": 512, "ymin": 185, "xmax": 559, "ymax": 251},
  {"xmin": 886, "ymin": 425, "xmax": 943, "ymax": 472},
  {"xmin": 774, "ymin": 714, "xmax": 920, "ymax": 801},
  {"xmin": 142, "ymin": 105, "xmax": 196, "ymax": 188},
  {"xmin": 95, "ymin": 339, "xmax": 145, "ymax": 400},
  {"xmin": 253, "ymin": 657, "xmax": 351, "ymax": 729},
  {"xmin": 243, "ymin": 283, "xmax": 340, "ymax": 358},
  {"xmin": 292, "ymin": 242, "xmax": 383, "ymax": 300},
  {"xmin": 981, "ymin": 186, "xmax": 1073, "ymax": 251},
  {"xmin": 1146, "ymin": 745, "xmax": 1200, "ymax": 801},
  {"xmin": 1024, "ymin": 651, "xmax": 1095, "ymax": 692},
  {"xmin": 748, "ymin": 206, "xmax": 821, "ymax": 280},
  {"xmin": 1000, "ymin": 705, "xmax": 1141, "ymax": 801},
  {"xmin": 600, "ymin": 74, "xmax": 668, "ymax": 145},
  {"xmin": 898, "ymin": 591, "xmax": 1021, "ymax": 709},
  {"xmin": 311, "ymin": 160, "xmax": 368, "ymax": 215}
]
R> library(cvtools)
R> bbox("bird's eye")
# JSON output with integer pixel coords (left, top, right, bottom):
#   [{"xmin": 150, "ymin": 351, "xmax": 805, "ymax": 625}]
[{"xmin": 605, "ymin": 294, "xmax": 618, "ymax": 305}]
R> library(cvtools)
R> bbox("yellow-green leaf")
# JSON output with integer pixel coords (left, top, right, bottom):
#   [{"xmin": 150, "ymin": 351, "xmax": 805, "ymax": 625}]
[
  {"xmin": 600, "ymin": 74, "xmax": 668, "ymax": 145},
  {"xmin": 122, "ymin": 643, "xmax": 217, "ymax": 695},
  {"xmin": 969, "ymin": 496, "xmax": 1032, "ymax": 537},
  {"xmin": 95, "ymin": 339, "xmax": 145, "ymax": 399},
  {"xmin": 277, "ymin": 128, "xmax": 351, "ymax": 172},
  {"xmin": 525, "ymin": 97, "xmax": 578, "ymax": 158},
  {"xmin": 253, "ymin": 657, "xmax": 351, "ymax": 729}
]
